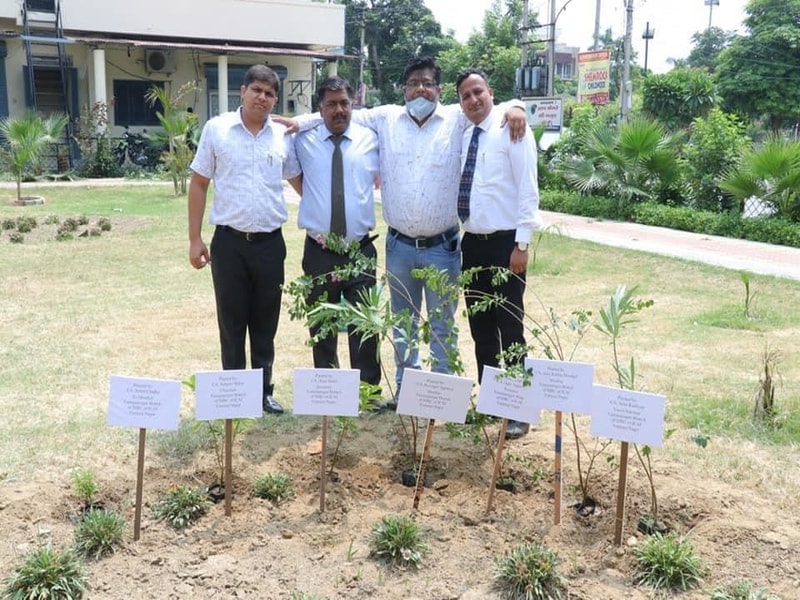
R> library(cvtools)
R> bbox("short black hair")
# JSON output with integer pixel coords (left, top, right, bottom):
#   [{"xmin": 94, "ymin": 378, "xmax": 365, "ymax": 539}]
[
  {"xmin": 455, "ymin": 69, "xmax": 489, "ymax": 93},
  {"xmin": 243, "ymin": 64, "xmax": 280, "ymax": 93},
  {"xmin": 402, "ymin": 57, "xmax": 441, "ymax": 85},
  {"xmin": 316, "ymin": 76, "xmax": 354, "ymax": 103}
]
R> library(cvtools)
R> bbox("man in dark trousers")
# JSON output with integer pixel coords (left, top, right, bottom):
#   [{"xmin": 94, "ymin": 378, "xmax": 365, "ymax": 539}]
[
  {"xmin": 188, "ymin": 64, "xmax": 297, "ymax": 414},
  {"xmin": 456, "ymin": 69, "xmax": 544, "ymax": 439},
  {"xmin": 286, "ymin": 76, "xmax": 381, "ymax": 385}
]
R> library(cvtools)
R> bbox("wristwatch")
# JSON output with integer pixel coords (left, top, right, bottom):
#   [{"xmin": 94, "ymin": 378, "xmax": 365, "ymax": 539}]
[{"xmin": 516, "ymin": 242, "xmax": 529, "ymax": 251}]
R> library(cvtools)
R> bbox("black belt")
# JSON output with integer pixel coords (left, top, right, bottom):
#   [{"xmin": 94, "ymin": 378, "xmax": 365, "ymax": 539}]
[
  {"xmin": 307, "ymin": 233, "xmax": 377, "ymax": 251},
  {"xmin": 389, "ymin": 225, "xmax": 459, "ymax": 249},
  {"xmin": 216, "ymin": 225, "xmax": 281, "ymax": 241},
  {"xmin": 464, "ymin": 229, "xmax": 515, "ymax": 241}
]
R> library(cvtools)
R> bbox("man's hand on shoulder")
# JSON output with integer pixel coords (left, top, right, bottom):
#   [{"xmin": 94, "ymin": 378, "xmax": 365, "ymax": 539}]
[
  {"xmin": 501, "ymin": 105, "xmax": 528, "ymax": 142},
  {"xmin": 272, "ymin": 115, "xmax": 298, "ymax": 134}
]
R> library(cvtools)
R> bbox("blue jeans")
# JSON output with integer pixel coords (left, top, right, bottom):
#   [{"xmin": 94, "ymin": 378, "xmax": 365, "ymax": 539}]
[{"xmin": 385, "ymin": 230, "xmax": 461, "ymax": 389}]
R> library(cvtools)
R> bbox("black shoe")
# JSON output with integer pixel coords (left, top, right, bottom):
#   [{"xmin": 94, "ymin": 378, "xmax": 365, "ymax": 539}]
[
  {"xmin": 375, "ymin": 398, "xmax": 398, "ymax": 413},
  {"xmin": 505, "ymin": 420, "xmax": 530, "ymax": 439},
  {"xmin": 262, "ymin": 395, "xmax": 284, "ymax": 415}
]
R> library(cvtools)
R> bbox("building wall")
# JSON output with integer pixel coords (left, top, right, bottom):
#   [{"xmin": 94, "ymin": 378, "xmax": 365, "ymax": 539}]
[{"xmin": 0, "ymin": 0, "xmax": 345, "ymax": 49}]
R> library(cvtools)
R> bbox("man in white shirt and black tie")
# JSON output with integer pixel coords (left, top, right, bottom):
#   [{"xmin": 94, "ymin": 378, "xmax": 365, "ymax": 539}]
[{"xmin": 456, "ymin": 69, "xmax": 544, "ymax": 439}]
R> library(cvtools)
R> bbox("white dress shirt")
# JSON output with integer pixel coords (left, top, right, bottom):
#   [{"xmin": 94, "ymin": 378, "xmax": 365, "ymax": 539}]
[
  {"xmin": 289, "ymin": 122, "xmax": 380, "ymax": 242},
  {"xmin": 460, "ymin": 107, "xmax": 544, "ymax": 242},
  {"xmin": 350, "ymin": 104, "xmax": 464, "ymax": 237},
  {"xmin": 190, "ymin": 107, "xmax": 298, "ymax": 232}
]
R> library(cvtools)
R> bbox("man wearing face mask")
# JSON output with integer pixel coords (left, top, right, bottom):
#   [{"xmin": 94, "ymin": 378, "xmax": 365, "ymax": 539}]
[{"xmin": 287, "ymin": 57, "xmax": 527, "ymax": 408}]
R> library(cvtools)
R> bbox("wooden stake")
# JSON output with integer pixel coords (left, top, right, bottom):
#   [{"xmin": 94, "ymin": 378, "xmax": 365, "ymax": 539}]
[
  {"xmin": 486, "ymin": 418, "xmax": 508, "ymax": 513},
  {"xmin": 614, "ymin": 441, "xmax": 630, "ymax": 545},
  {"xmin": 133, "ymin": 428, "xmax": 146, "ymax": 541},
  {"xmin": 412, "ymin": 418, "xmax": 435, "ymax": 509},
  {"xmin": 319, "ymin": 415, "xmax": 328, "ymax": 513},
  {"xmin": 553, "ymin": 410, "xmax": 563, "ymax": 525},
  {"xmin": 224, "ymin": 418, "xmax": 232, "ymax": 517}
]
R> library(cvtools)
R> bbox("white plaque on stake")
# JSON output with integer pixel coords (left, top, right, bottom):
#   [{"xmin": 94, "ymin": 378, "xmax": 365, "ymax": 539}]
[
  {"xmin": 476, "ymin": 366, "xmax": 540, "ymax": 425},
  {"xmin": 397, "ymin": 369, "xmax": 473, "ymax": 422},
  {"xmin": 194, "ymin": 369, "xmax": 263, "ymax": 421},
  {"xmin": 292, "ymin": 368, "xmax": 360, "ymax": 417},
  {"xmin": 107, "ymin": 375, "xmax": 181, "ymax": 430},
  {"xmin": 590, "ymin": 384, "xmax": 666, "ymax": 447},
  {"xmin": 525, "ymin": 358, "xmax": 594, "ymax": 414}
]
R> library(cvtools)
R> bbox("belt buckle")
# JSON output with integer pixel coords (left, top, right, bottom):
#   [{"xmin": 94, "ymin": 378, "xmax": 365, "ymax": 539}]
[{"xmin": 414, "ymin": 237, "xmax": 426, "ymax": 249}]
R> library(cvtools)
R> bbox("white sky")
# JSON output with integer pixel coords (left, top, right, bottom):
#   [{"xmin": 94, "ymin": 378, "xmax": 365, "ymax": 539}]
[{"xmin": 424, "ymin": 0, "xmax": 748, "ymax": 74}]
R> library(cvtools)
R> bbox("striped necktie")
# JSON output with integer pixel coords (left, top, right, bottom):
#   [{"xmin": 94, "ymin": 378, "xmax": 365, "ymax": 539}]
[{"xmin": 457, "ymin": 127, "xmax": 481, "ymax": 222}]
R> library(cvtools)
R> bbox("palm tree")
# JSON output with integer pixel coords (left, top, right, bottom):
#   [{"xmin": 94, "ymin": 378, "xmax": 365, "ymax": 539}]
[
  {"xmin": 559, "ymin": 117, "xmax": 684, "ymax": 214},
  {"xmin": 145, "ymin": 82, "xmax": 198, "ymax": 195},
  {"xmin": 720, "ymin": 135, "xmax": 800, "ymax": 222},
  {"xmin": 0, "ymin": 111, "xmax": 68, "ymax": 203}
]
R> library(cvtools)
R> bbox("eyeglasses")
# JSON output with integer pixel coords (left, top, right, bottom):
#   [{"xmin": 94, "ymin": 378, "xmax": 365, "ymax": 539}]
[{"xmin": 404, "ymin": 79, "xmax": 438, "ymax": 90}]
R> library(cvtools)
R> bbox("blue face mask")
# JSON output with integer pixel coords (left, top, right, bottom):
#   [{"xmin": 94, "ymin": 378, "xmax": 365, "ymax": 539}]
[{"xmin": 405, "ymin": 96, "xmax": 436, "ymax": 121}]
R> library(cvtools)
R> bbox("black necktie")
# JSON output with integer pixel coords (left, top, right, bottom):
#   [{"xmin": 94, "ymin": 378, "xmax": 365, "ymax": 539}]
[
  {"xmin": 330, "ymin": 135, "xmax": 346, "ymax": 237},
  {"xmin": 458, "ymin": 127, "xmax": 481, "ymax": 222}
]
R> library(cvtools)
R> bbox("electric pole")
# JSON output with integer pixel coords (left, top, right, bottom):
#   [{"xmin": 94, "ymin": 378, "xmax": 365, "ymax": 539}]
[{"xmin": 620, "ymin": 0, "xmax": 634, "ymax": 122}]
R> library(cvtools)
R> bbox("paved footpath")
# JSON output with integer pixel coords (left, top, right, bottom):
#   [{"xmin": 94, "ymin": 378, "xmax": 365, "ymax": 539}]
[{"xmin": 541, "ymin": 211, "xmax": 800, "ymax": 282}]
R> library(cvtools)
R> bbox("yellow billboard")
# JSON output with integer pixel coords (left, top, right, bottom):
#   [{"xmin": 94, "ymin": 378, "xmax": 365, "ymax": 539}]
[{"xmin": 577, "ymin": 50, "xmax": 611, "ymax": 105}]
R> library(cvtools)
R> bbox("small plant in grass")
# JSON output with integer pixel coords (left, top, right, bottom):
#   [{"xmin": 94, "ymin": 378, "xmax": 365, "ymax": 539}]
[
  {"xmin": 253, "ymin": 473, "xmax": 293, "ymax": 504},
  {"xmin": 97, "ymin": 217, "xmax": 111, "ymax": 231},
  {"xmin": 369, "ymin": 514, "xmax": 426, "ymax": 569},
  {"xmin": 9, "ymin": 231, "xmax": 24, "ymax": 243},
  {"xmin": 289, "ymin": 593, "xmax": 326, "ymax": 600},
  {"xmin": 493, "ymin": 540, "xmax": 567, "ymax": 600},
  {"xmin": 1, "ymin": 218, "xmax": 15, "ymax": 230},
  {"xmin": 753, "ymin": 345, "xmax": 780, "ymax": 426},
  {"xmin": 152, "ymin": 484, "xmax": 211, "ymax": 529},
  {"xmin": 44, "ymin": 214, "xmax": 60, "ymax": 225},
  {"xmin": 70, "ymin": 468, "xmax": 99, "ymax": 508},
  {"xmin": 15, "ymin": 216, "xmax": 36, "ymax": 233},
  {"xmin": 2, "ymin": 544, "xmax": 87, "ymax": 599},
  {"xmin": 77, "ymin": 214, "xmax": 89, "ymax": 226},
  {"xmin": 711, "ymin": 580, "xmax": 780, "ymax": 600},
  {"xmin": 55, "ymin": 231, "xmax": 74, "ymax": 241},
  {"xmin": 632, "ymin": 531, "xmax": 703, "ymax": 592},
  {"xmin": 739, "ymin": 271, "xmax": 757, "ymax": 318},
  {"xmin": 59, "ymin": 217, "xmax": 79, "ymax": 233},
  {"xmin": 74, "ymin": 508, "xmax": 126, "ymax": 560}
]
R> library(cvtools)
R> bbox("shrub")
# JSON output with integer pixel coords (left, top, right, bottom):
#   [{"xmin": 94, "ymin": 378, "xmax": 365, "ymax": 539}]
[
  {"xmin": 9, "ymin": 232, "xmax": 24, "ymax": 244},
  {"xmin": 253, "ymin": 473, "xmax": 293, "ymax": 504},
  {"xmin": 710, "ymin": 580, "xmax": 779, "ymax": 600},
  {"xmin": 97, "ymin": 217, "xmax": 112, "ymax": 231},
  {"xmin": 494, "ymin": 541, "xmax": 567, "ymax": 600},
  {"xmin": 2, "ymin": 544, "xmax": 87, "ymax": 599},
  {"xmin": 74, "ymin": 508, "xmax": 126, "ymax": 560},
  {"xmin": 1, "ymin": 218, "xmax": 15, "ymax": 230},
  {"xmin": 632, "ymin": 532, "xmax": 703, "ymax": 591},
  {"xmin": 369, "ymin": 514, "xmax": 426, "ymax": 569},
  {"xmin": 152, "ymin": 484, "xmax": 211, "ymax": 529},
  {"xmin": 70, "ymin": 468, "xmax": 99, "ymax": 507}
]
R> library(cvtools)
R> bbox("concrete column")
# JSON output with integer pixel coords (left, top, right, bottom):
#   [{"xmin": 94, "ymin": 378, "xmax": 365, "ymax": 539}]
[
  {"xmin": 92, "ymin": 48, "xmax": 107, "ymax": 125},
  {"xmin": 218, "ymin": 55, "xmax": 229, "ymax": 115}
]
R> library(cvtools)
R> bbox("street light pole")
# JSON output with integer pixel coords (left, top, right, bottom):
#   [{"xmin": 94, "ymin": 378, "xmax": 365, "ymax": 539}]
[
  {"xmin": 704, "ymin": 0, "xmax": 719, "ymax": 29},
  {"xmin": 548, "ymin": 0, "xmax": 556, "ymax": 96},
  {"xmin": 642, "ymin": 21, "xmax": 655, "ymax": 75}
]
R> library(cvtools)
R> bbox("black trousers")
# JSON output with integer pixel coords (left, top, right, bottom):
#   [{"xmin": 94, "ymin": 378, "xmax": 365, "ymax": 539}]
[
  {"xmin": 302, "ymin": 236, "xmax": 381, "ymax": 386},
  {"xmin": 210, "ymin": 226, "xmax": 285, "ymax": 395},
  {"xmin": 461, "ymin": 232, "xmax": 526, "ymax": 383}
]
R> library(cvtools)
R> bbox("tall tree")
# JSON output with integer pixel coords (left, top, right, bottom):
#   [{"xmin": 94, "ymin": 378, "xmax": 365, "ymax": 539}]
[
  {"xmin": 715, "ymin": 0, "xmax": 800, "ymax": 132},
  {"xmin": 641, "ymin": 68, "xmax": 718, "ymax": 129},
  {"xmin": 686, "ymin": 26, "xmax": 735, "ymax": 73},
  {"xmin": 344, "ymin": 0, "xmax": 456, "ymax": 105}
]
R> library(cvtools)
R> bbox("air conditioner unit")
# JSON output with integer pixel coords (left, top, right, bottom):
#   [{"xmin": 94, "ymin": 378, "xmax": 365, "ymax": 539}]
[{"xmin": 145, "ymin": 49, "xmax": 176, "ymax": 74}]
